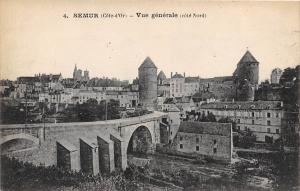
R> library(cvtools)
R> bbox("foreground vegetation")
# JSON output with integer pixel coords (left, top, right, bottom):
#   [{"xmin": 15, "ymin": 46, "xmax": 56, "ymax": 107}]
[
  {"xmin": 1, "ymin": 151, "xmax": 299, "ymax": 191},
  {"xmin": 0, "ymin": 156, "xmax": 140, "ymax": 191}
]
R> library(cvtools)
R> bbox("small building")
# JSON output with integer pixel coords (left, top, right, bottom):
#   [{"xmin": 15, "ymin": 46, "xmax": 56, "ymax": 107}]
[
  {"xmin": 173, "ymin": 121, "xmax": 232, "ymax": 163},
  {"xmin": 106, "ymin": 91, "xmax": 139, "ymax": 108},
  {"xmin": 166, "ymin": 105, "xmax": 181, "ymax": 141}
]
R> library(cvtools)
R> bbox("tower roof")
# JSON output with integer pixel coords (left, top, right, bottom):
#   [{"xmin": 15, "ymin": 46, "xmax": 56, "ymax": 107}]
[
  {"xmin": 172, "ymin": 73, "xmax": 184, "ymax": 78},
  {"xmin": 158, "ymin": 70, "xmax": 167, "ymax": 80},
  {"xmin": 238, "ymin": 50, "xmax": 259, "ymax": 64},
  {"xmin": 139, "ymin": 57, "xmax": 157, "ymax": 69}
]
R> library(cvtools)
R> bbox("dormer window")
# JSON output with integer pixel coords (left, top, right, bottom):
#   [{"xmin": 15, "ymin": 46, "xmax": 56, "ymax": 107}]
[
  {"xmin": 224, "ymin": 105, "xmax": 228, "ymax": 109},
  {"xmin": 251, "ymin": 105, "xmax": 255, "ymax": 109},
  {"xmin": 238, "ymin": 105, "xmax": 241, "ymax": 109}
]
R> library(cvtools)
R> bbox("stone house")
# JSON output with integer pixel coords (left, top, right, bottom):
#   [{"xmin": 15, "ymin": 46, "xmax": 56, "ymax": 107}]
[
  {"xmin": 170, "ymin": 73, "xmax": 185, "ymax": 98},
  {"xmin": 184, "ymin": 77, "xmax": 200, "ymax": 96},
  {"xmin": 173, "ymin": 121, "xmax": 232, "ymax": 163}
]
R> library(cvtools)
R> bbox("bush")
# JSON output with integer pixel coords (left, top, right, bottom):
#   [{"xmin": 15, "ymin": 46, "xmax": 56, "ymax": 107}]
[{"xmin": 0, "ymin": 156, "xmax": 138, "ymax": 191}]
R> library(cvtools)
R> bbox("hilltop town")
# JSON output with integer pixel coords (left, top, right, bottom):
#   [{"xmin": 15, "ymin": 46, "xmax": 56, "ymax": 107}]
[{"xmin": 0, "ymin": 50, "xmax": 299, "ymax": 191}]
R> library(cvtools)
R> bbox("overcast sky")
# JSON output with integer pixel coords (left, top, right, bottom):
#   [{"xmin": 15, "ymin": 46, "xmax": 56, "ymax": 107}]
[{"xmin": 0, "ymin": 1, "xmax": 299, "ymax": 82}]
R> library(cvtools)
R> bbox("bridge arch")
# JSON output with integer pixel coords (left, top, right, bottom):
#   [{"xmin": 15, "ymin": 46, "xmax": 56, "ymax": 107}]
[
  {"xmin": 126, "ymin": 125, "xmax": 154, "ymax": 154},
  {"xmin": 0, "ymin": 133, "xmax": 39, "ymax": 146}
]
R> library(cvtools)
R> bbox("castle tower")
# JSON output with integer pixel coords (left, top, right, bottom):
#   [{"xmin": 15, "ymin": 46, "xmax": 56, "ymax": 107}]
[
  {"xmin": 233, "ymin": 50, "xmax": 259, "ymax": 101},
  {"xmin": 138, "ymin": 57, "xmax": 157, "ymax": 108},
  {"xmin": 233, "ymin": 50, "xmax": 259, "ymax": 85}
]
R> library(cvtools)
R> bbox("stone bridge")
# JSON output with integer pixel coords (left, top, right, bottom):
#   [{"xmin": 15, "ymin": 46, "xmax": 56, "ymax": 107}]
[{"xmin": 0, "ymin": 111, "xmax": 169, "ymax": 175}]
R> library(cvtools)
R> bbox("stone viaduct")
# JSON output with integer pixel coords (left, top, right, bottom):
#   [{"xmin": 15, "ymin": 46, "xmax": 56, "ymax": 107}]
[{"xmin": 0, "ymin": 111, "xmax": 169, "ymax": 175}]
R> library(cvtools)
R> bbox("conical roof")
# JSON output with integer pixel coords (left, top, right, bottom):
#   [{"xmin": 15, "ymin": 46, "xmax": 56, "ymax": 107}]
[
  {"xmin": 238, "ymin": 50, "xmax": 259, "ymax": 64},
  {"xmin": 157, "ymin": 70, "xmax": 167, "ymax": 80},
  {"xmin": 139, "ymin": 57, "xmax": 157, "ymax": 69}
]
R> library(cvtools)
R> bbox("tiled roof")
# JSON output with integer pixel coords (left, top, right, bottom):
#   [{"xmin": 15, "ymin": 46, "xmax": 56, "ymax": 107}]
[
  {"xmin": 172, "ymin": 73, "xmax": 184, "ymax": 78},
  {"xmin": 200, "ymin": 76, "xmax": 233, "ymax": 83},
  {"xmin": 139, "ymin": 57, "xmax": 157, "ymax": 69},
  {"xmin": 192, "ymin": 92, "xmax": 215, "ymax": 102},
  {"xmin": 185, "ymin": 77, "xmax": 200, "ymax": 83},
  {"xmin": 238, "ymin": 50, "xmax": 258, "ymax": 64},
  {"xmin": 175, "ymin": 96, "xmax": 192, "ymax": 103},
  {"xmin": 179, "ymin": 121, "xmax": 231, "ymax": 136},
  {"xmin": 167, "ymin": 105, "xmax": 180, "ymax": 112},
  {"xmin": 199, "ymin": 101, "xmax": 283, "ymax": 110},
  {"xmin": 163, "ymin": 97, "xmax": 176, "ymax": 104},
  {"xmin": 17, "ymin": 77, "xmax": 38, "ymax": 83}
]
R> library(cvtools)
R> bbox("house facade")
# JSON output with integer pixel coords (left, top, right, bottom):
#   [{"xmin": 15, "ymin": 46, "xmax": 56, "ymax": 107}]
[
  {"xmin": 198, "ymin": 101, "xmax": 283, "ymax": 143},
  {"xmin": 173, "ymin": 121, "xmax": 232, "ymax": 163}
]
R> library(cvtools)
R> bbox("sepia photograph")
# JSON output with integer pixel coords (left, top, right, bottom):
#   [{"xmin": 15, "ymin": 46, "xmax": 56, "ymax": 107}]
[{"xmin": 0, "ymin": 1, "xmax": 299, "ymax": 191}]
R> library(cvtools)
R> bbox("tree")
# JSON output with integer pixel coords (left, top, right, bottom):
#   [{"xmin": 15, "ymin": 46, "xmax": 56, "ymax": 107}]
[
  {"xmin": 218, "ymin": 117, "xmax": 237, "ymax": 131},
  {"xmin": 76, "ymin": 98, "xmax": 99, "ymax": 121},
  {"xmin": 98, "ymin": 99, "xmax": 120, "ymax": 120},
  {"xmin": 206, "ymin": 112, "xmax": 216, "ymax": 122},
  {"xmin": 279, "ymin": 67, "xmax": 296, "ymax": 86},
  {"xmin": 238, "ymin": 130, "xmax": 256, "ymax": 149}
]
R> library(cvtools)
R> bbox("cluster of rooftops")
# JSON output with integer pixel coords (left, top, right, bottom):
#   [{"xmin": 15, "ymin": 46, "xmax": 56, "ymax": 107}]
[
  {"xmin": 178, "ymin": 121, "xmax": 231, "ymax": 136},
  {"xmin": 200, "ymin": 100, "xmax": 283, "ymax": 110}
]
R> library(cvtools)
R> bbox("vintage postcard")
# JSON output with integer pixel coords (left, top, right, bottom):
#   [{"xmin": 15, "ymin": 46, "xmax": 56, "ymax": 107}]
[{"xmin": 0, "ymin": 1, "xmax": 299, "ymax": 191}]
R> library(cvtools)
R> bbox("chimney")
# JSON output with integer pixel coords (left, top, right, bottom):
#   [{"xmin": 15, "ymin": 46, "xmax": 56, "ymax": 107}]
[
  {"xmin": 184, "ymin": 72, "xmax": 186, "ymax": 77},
  {"xmin": 171, "ymin": 72, "xmax": 173, "ymax": 78}
]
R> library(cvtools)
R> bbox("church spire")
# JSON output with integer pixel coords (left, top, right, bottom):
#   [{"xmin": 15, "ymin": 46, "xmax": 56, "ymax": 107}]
[{"xmin": 73, "ymin": 64, "xmax": 77, "ymax": 79}]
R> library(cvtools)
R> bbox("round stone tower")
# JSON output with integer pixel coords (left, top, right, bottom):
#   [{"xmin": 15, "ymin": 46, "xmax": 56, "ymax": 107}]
[
  {"xmin": 233, "ymin": 50, "xmax": 259, "ymax": 101},
  {"xmin": 233, "ymin": 50, "xmax": 259, "ymax": 85},
  {"xmin": 138, "ymin": 57, "xmax": 158, "ymax": 108}
]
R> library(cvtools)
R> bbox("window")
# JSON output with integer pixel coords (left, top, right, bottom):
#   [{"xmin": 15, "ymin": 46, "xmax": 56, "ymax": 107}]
[
  {"xmin": 180, "ymin": 144, "xmax": 183, "ymax": 149},
  {"xmin": 170, "ymin": 132, "xmax": 173, "ymax": 135},
  {"xmin": 213, "ymin": 140, "xmax": 217, "ymax": 144},
  {"xmin": 252, "ymin": 112, "xmax": 255, "ymax": 117},
  {"xmin": 276, "ymin": 129, "xmax": 279, "ymax": 134},
  {"xmin": 237, "ymin": 126, "xmax": 240, "ymax": 131},
  {"xmin": 213, "ymin": 148, "xmax": 217, "ymax": 153},
  {"xmin": 180, "ymin": 136, "xmax": 183, "ymax": 141},
  {"xmin": 276, "ymin": 113, "xmax": 279, "ymax": 118},
  {"xmin": 267, "ymin": 113, "xmax": 271, "ymax": 118},
  {"xmin": 196, "ymin": 146, "xmax": 199, "ymax": 151},
  {"xmin": 267, "ymin": 120, "xmax": 271, "ymax": 126},
  {"xmin": 267, "ymin": 128, "xmax": 271, "ymax": 133},
  {"xmin": 252, "ymin": 120, "xmax": 255, "ymax": 125},
  {"xmin": 237, "ymin": 119, "xmax": 240, "ymax": 124},
  {"xmin": 196, "ymin": 137, "xmax": 199, "ymax": 143}
]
